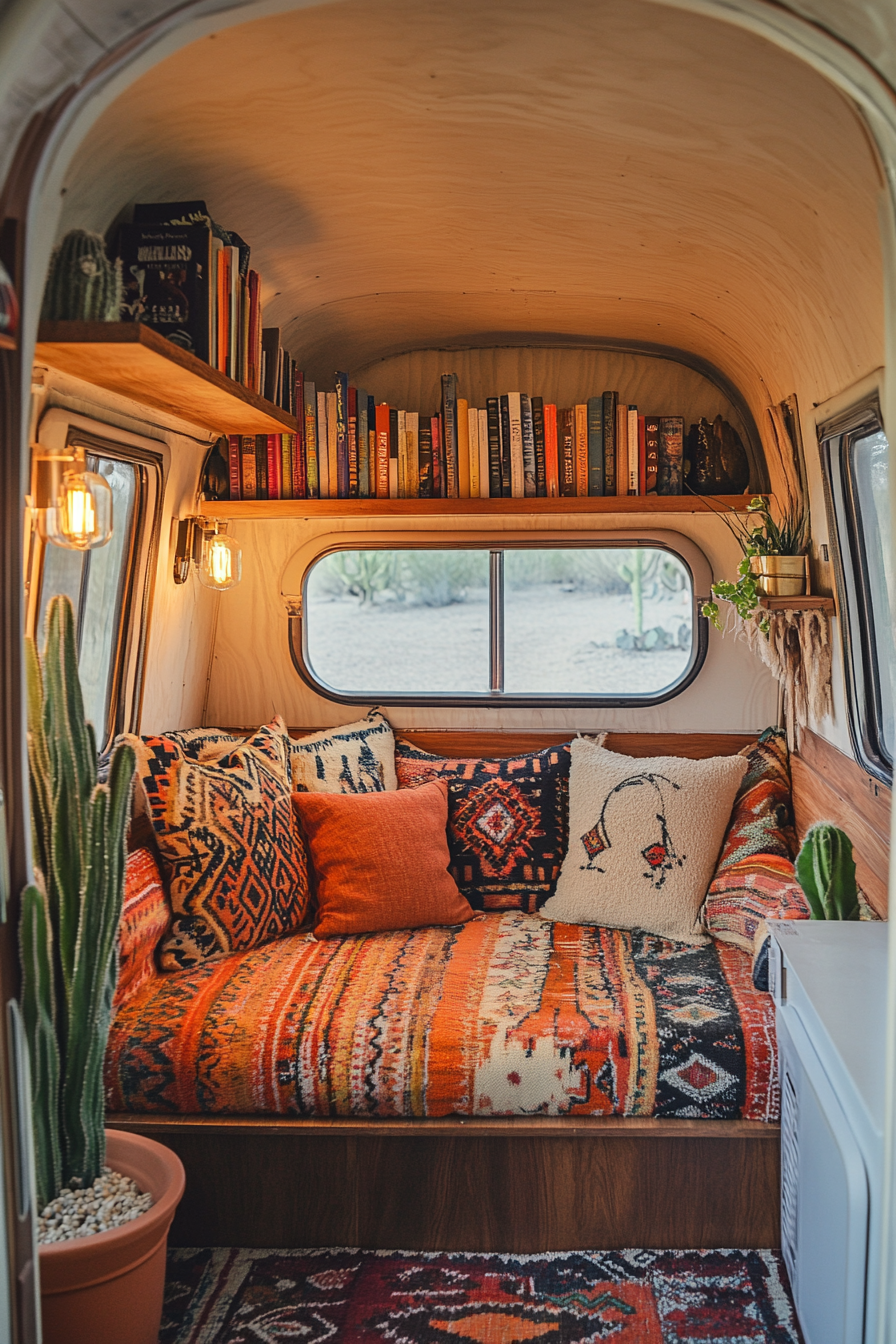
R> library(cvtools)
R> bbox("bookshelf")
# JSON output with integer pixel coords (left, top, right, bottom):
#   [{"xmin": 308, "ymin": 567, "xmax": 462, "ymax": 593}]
[
  {"xmin": 198, "ymin": 494, "xmax": 762, "ymax": 520},
  {"xmin": 35, "ymin": 321, "xmax": 297, "ymax": 436}
]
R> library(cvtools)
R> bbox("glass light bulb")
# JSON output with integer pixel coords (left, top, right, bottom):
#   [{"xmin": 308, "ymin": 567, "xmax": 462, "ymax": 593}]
[
  {"xmin": 198, "ymin": 532, "xmax": 241, "ymax": 591},
  {"xmin": 45, "ymin": 469, "xmax": 113, "ymax": 550}
]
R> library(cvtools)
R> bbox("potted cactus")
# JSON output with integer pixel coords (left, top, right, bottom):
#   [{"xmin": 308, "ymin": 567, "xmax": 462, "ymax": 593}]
[
  {"xmin": 795, "ymin": 822, "xmax": 861, "ymax": 921},
  {"xmin": 20, "ymin": 595, "xmax": 184, "ymax": 1344},
  {"xmin": 40, "ymin": 229, "xmax": 122, "ymax": 322}
]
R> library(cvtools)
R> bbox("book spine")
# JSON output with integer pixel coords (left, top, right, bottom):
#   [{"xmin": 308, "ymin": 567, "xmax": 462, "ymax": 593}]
[
  {"xmin": 210, "ymin": 238, "xmax": 221, "ymax": 372},
  {"xmin": 239, "ymin": 273, "xmax": 249, "ymax": 386},
  {"xmin": 587, "ymin": 396, "xmax": 604, "ymax": 496},
  {"xmin": 368, "ymin": 395, "xmax": 377, "ymax": 499},
  {"xmin": 293, "ymin": 371, "xmax": 306, "ymax": 498},
  {"xmin": 418, "ymin": 421, "xmax": 433, "ymax": 498},
  {"xmin": 616, "ymin": 403, "xmax": 628, "ymax": 496},
  {"xmin": 628, "ymin": 407, "xmax": 639, "ymax": 494},
  {"xmin": 279, "ymin": 433, "xmax": 293, "ymax": 501},
  {"xmin": 441, "ymin": 373, "xmax": 459, "ymax": 497},
  {"xmin": 375, "ymin": 404, "xmax": 390, "ymax": 499},
  {"xmin": 431, "ymin": 415, "xmax": 443, "ymax": 498},
  {"xmin": 558, "ymin": 408, "xmax": 576, "ymax": 497},
  {"xmin": 357, "ymin": 389, "xmax": 369, "ymax": 498},
  {"xmin": 217, "ymin": 249, "xmax": 229, "ymax": 373},
  {"xmin": 397, "ymin": 408, "xmax": 407, "ymax": 498},
  {"xmin": 246, "ymin": 271, "xmax": 260, "ymax": 391},
  {"xmin": 602, "ymin": 391, "xmax": 616, "ymax": 496},
  {"xmin": 531, "ymin": 396, "xmax": 546, "ymax": 497},
  {"xmin": 334, "ymin": 374, "xmax": 348, "ymax": 498},
  {"xmin": 457, "ymin": 398, "xmax": 470, "ymax": 499},
  {"xmin": 499, "ymin": 395, "xmax": 511, "ymax": 496},
  {"xmin": 520, "ymin": 394, "xmax": 537, "ymax": 497},
  {"xmin": 228, "ymin": 435, "xmax": 242, "ymax": 501},
  {"xmin": 266, "ymin": 434, "xmax": 281, "ymax": 500},
  {"xmin": 240, "ymin": 435, "xmax": 256, "ymax": 499},
  {"xmin": 478, "ymin": 408, "xmax": 489, "ymax": 498},
  {"xmin": 507, "ymin": 392, "xmax": 524, "ymax": 498},
  {"xmin": 467, "ymin": 407, "xmax": 479, "ymax": 500},
  {"xmin": 407, "ymin": 411, "xmax": 419, "ymax": 498},
  {"xmin": 486, "ymin": 397, "xmax": 502, "ymax": 498},
  {"xmin": 347, "ymin": 385, "xmax": 358, "ymax": 498},
  {"xmin": 544, "ymin": 404, "xmax": 559, "ymax": 497},
  {"xmin": 658, "ymin": 416, "xmax": 684, "ymax": 494},
  {"xmin": 388, "ymin": 408, "xmax": 398, "ymax": 498},
  {"xmin": 304, "ymin": 381, "xmax": 319, "ymax": 498},
  {"xmin": 326, "ymin": 390, "xmax": 338, "ymax": 497},
  {"xmin": 574, "ymin": 403, "xmax": 588, "ymax": 496},
  {"xmin": 317, "ymin": 391, "xmax": 329, "ymax": 498},
  {"xmin": 644, "ymin": 416, "xmax": 660, "ymax": 495},
  {"xmin": 227, "ymin": 245, "xmax": 240, "ymax": 381},
  {"xmin": 255, "ymin": 434, "xmax": 268, "ymax": 500}
]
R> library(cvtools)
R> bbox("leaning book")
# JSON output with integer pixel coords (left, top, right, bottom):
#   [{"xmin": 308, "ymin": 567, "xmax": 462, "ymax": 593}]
[{"xmin": 117, "ymin": 223, "xmax": 211, "ymax": 363}]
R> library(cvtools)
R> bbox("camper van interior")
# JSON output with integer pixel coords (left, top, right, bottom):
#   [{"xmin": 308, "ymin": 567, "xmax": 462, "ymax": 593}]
[{"xmin": 1, "ymin": 1, "xmax": 896, "ymax": 1341}]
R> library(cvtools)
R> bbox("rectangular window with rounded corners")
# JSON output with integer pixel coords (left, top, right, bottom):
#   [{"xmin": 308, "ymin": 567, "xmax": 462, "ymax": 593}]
[
  {"xmin": 292, "ymin": 539, "xmax": 707, "ymax": 707},
  {"xmin": 29, "ymin": 431, "xmax": 163, "ymax": 749},
  {"xmin": 821, "ymin": 403, "xmax": 895, "ymax": 782}
]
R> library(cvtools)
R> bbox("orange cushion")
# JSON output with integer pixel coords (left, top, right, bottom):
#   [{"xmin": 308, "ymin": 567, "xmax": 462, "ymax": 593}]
[{"xmin": 292, "ymin": 780, "xmax": 474, "ymax": 937}]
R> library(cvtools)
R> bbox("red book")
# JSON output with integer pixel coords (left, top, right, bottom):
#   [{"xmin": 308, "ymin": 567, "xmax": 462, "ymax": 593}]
[
  {"xmin": 227, "ymin": 434, "xmax": 241, "ymax": 500},
  {"xmin": 638, "ymin": 415, "xmax": 646, "ymax": 495},
  {"xmin": 375, "ymin": 404, "xmax": 391, "ymax": 499},
  {"xmin": 431, "ymin": 416, "xmax": 442, "ymax": 498},
  {"xmin": 267, "ymin": 433, "xmax": 282, "ymax": 500},
  {"xmin": 543, "ymin": 404, "xmax": 559, "ymax": 497},
  {"xmin": 240, "ymin": 434, "xmax": 256, "ymax": 499},
  {"xmin": 644, "ymin": 415, "xmax": 660, "ymax": 494},
  {"xmin": 348, "ymin": 386, "xmax": 358, "ymax": 498},
  {"xmin": 293, "ymin": 370, "xmax": 306, "ymax": 498}
]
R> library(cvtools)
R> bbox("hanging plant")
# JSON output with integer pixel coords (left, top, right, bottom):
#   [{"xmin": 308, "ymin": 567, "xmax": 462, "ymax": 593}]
[{"xmin": 700, "ymin": 495, "xmax": 808, "ymax": 635}]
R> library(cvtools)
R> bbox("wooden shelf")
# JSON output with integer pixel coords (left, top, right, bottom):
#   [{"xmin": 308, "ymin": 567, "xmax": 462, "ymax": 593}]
[
  {"xmin": 0, "ymin": 331, "xmax": 15, "ymax": 351},
  {"xmin": 759, "ymin": 594, "xmax": 835, "ymax": 613},
  {"xmin": 199, "ymin": 494, "xmax": 759, "ymax": 520},
  {"xmin": 35, "ymin": 321, "xmax": 297, "ymax": 436}
]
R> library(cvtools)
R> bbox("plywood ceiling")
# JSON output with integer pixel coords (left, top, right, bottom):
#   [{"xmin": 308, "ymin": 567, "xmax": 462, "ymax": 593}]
[{"xmin": 59, "ymin": 0, "xmax": 883, "ymax": 424}]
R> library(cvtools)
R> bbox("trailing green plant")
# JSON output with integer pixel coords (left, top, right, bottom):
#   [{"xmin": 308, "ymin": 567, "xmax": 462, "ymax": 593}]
[
  {"xmin": 20, "ymin": 595, "xmax": 135, "ymax": 1209},
  {"xmin": 700, "ymin": 495, "xmax": 808, "ymax": 634},
  {"xmin": 41, "ymin": 229, "xmax": 122, "ymax": 322},
  {"xmin": 794, "ymin": 822, "xmax": 860, "ymax": 921}
]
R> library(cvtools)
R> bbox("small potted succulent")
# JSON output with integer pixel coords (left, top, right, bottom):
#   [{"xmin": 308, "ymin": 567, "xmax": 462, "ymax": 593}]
[
  {"xmin": 701, "ymin": 495, "xmax": 809, "ymax": 634},
  {"xmin": 20, "ymin": 595, "xmax": 184, "ymax": 1344}
]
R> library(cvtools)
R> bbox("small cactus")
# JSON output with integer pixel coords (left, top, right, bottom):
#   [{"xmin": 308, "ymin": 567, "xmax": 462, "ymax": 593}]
[
  {"xmin": 795, "ymin": 822, "xmax": 860, "ymax": 921},
  {"xmin": 41, "ymin": 229, "xmax": 122, "ymax": 322},
  {"xmin": 20, "ymin": 595, "xmax": 135, "ymax": 1209}
]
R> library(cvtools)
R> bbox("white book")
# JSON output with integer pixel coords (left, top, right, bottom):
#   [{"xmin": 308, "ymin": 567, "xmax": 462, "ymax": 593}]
[
  {"xmin": 406, "ymin": 412, "xmax": 419, "ymax": 498},
  {"xmin": 327, "ymin": 391, "xmax": 338, "ymax": 498},
  {"xmin": 508, "ymin": 391, "xmax": 524, "ymax": 498},
  {"xmin": 317, "ymin": 391, "xmax": 329, "ymax": 498},
  {"xmin": 478, "ymin": 408, "xmax": 490, "ymax": 498},
  {"xmin": 628, "ymin": 406, "xmax": 639, "ymax": 495},
  {"xmin": 397, "ymin": 409, "xmax": 407, "ymax": 498},
  {"xmin": 468, "ymin": 407, "xmax": 480, "ymax": 499}
]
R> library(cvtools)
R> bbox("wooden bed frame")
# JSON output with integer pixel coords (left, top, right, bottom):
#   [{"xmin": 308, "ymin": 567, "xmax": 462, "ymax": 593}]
[{"xmin": 111, "ymin": 727, "xmax": 888, "ymax": 1251}]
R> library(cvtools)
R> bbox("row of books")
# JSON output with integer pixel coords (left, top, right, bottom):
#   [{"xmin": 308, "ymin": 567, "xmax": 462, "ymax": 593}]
[
  {"xmin": 116, "ymin": 200, "xmax": 297, "ymax": 406},
  {"xmin": 225, "ymin": 372, "xmax": 688, "ymax": 500}
]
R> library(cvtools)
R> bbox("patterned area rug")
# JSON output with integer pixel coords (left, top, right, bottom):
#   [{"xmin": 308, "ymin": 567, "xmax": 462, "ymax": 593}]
[{"xmin": 160, "ymin": 1246, "xmax": 799, "ymax": 1343}]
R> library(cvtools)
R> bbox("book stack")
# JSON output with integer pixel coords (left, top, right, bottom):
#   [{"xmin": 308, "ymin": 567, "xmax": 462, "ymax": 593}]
[{"xmin": 225, "ymin": 371, "xmax": 691, "ymax": 501}]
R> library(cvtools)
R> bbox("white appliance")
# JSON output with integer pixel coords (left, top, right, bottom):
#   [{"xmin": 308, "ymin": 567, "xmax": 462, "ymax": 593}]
[{"xmin": 768, "ymin": 920, "xmax": 887, "ymax": 1344}]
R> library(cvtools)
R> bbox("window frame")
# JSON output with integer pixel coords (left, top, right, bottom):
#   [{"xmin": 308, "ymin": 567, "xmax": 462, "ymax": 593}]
[
  {"xmin": 26, "ymin": 422, "xmax": 164, "ymax": 749},
  {"xmin": 285, "ymin": 528, "xmax": 711, "ymax": 709},
  {"xmin": 819, "ymin": 397, "xmax": 892, "ymax": 784}
]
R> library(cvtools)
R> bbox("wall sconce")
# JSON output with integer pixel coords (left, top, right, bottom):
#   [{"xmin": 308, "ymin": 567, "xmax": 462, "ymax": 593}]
[
  {"xmin": 173, "ymin": 517, "xmax": 242, "ymax": 591},
  {"xmin": 31, "ymin": 445, "xmax": 113, "ymax": 551}
]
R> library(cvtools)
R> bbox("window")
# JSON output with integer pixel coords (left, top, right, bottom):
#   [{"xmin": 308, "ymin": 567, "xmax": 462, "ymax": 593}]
[
  {"xmin": 822, "ymin": 403, "xmax": 895, "ymax": 781},
  {"xmin": 30, "ymin": 431, "xmax": 162, "ymax": 748},
  {"xmin": 293, "ymin": 539, "xmax": 707, "ymax": 706}
]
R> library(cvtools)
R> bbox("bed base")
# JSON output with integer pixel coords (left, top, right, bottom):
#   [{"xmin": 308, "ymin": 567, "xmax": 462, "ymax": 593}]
[{"xmin": 110, "ymin": 1115, "xmax": 780, "ymax": 1251}]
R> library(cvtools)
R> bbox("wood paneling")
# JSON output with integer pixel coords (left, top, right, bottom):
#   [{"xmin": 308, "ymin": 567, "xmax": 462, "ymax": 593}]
[
  {"xmin": 758, "ymin": 595, "xmax": 835, "ymax": 613},
  {"xmin": 199, "ymin": 496, "xmax": 759, "ymax": 520},
  {"xmin": 286, "ymin": 728, "xmax": 757, "ymax": 760},
  {"xmin": 110, "ymin": 1116, "xmax": 780, "ymax": 1252},
  {"xmin": 792, "ymin": 728, "xmax": 891, "ymax": 917},
  {"xmin": 35, "ymin": 322, "xmax": 297, "ymax": 436}
]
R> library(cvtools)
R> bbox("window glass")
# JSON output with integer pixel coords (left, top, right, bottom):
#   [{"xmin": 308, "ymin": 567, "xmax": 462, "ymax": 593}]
[
  {"xmin": 850, "ymin": 429, "xmax": 896, "ymax": 761},
  {"xmin": 302, "ymin": 544, "xmax": 696, "ymax": 702}
]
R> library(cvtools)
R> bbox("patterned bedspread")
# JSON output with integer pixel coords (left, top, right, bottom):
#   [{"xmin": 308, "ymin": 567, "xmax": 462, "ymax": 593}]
[{"xmin": 105, "ymin": 911, "xmax": 777, "ymax": 1121}]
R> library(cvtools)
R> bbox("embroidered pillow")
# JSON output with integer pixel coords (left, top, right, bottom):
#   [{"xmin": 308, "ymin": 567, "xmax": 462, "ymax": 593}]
[
  {"xmin": 289, "ymin": 711, "xmax": 397, "ymax": 794},
  {"xmin": 114, "ymin": 847, "xmax": 171, "ymax": 1007},
  {"xmin": 395, "ymin": 738, "xmax": 573, "ymax": 912},
  {"xmin": 540, "ymin": 740, "xmax": 748, "ymax": 943},
  {"xmin": 126, "ymin": 723, "xmax": 311, "ymax": 969}
]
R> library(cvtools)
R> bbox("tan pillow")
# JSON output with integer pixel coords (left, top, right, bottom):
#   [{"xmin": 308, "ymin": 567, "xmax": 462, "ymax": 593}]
[{"xmin": 540, "ymin": 740, "xmax": 748, "ymax": 943}]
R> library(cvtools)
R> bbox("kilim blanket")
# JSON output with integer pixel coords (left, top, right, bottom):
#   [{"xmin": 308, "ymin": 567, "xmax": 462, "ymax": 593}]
[
  {"xmin": 160, "ymin": 1246, "xmax": 800, "ymax": 1343},
  {"xmin": 106, "ymin": 911, "xmax": 776, "ymax": 1119}
]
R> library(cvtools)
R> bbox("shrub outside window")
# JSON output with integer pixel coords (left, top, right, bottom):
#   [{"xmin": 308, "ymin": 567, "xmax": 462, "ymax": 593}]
[{"xmin": 293, "ymin": 539, "xmax": 708, "ymax": 707}]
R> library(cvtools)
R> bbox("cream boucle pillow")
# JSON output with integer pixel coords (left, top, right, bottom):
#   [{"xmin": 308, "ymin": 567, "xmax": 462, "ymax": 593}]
[
  {"xmin": 288, "ymin": 710, "xmax": 397, "ymax": 793},
  {"xmin": 539, "ymin": 741, "xmax": 748, "ymax": 943}
]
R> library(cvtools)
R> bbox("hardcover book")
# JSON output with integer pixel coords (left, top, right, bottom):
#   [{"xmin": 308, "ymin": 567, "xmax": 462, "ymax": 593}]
[
  {"xmin": 397, "ymin": 408, "xmax": 408, "ymax": 498},
  {"xmin": 602, "ymin": 390, "xmax": 617, "ymax": 496},
  {"xmin": 227, "ymin": 435, "xmax": 241, "ymax": 501},
  {"xmin": 118, "ymin": 222, "xmax": 212, "ymax": 363},
  {"xmin": 279, "ymin": 433, "xmax": 292, "ymax": 500},
  {"xmin": 558, "ymin": 407, "xmax": 576, "ymax": 497},
  {"xmin": 430, "ymin": 415, "xmax": 442, "ymax": 498},
  {"xmin": 574, "ymin": 403, "xmax": 588, "ymax": 496},
  {"xmin": 467, "ymin": 406, "xmax": 479, "ymax": 499},
  {"xmin": 627, "ymin": 406, "xmax": 639, "ymax": 495},
  {"xmin": 304, "ymin": 381, "xmax": 319, "ymax": 499},
  {"xmin": 544, "ymin": 403, "xmax": 559, "ymax": 498},
  {"xmin": 255, "ymin": 434, "xmax": 268, "ymax": 500},
  {"xmin": 507, "ymin": 392, "xmax": 524, "ymax": 498},
  {"xmin": 587, "ymin": 397, "xmax": 604, "ymax": 496},
  {"xmin": 347, "ymin": 385, "xmax": 358, "ymax": 498},
  {"xmin": 293, "ymin": 371, "xmax": 305, "ymax": 498},
  {"xmin": 457, "ymin": 398, "xmax": 470, "ymax": 499},
  {"xmin": 531, "ymin": 396, "xmax": 546, "ymax": 497},
  {"xmin": 375, "ymin": 404, "xmax": 390, "ymax": 499},
  {"xmin": 499, "ymin": 394, "xmax": 512, "ymax": 497},
  {"xmin": 317, "ymin": 391, "xmax": 329, "ymax": 499},
  {"xmin": 418, "ymin": 421, "xmax": 433, "ymax": 498},
  {"xmin": 644, "ymin": 415, "xmax": 660, "ymax": 494},
  {"xmin": 486, "ymin": 397, "xmax": 502, "ymax": 498},
  {"xmin": 521, "ymin": 394, "xmax": 537, "ymax": 497},
  {"xmin": 240, "ymin": 435, "xmax": 256, "ymax": 500},
  {"xmin": 441, "ymin": 373, "xmax": 459, "ymax": 498},
  {"xmin": 658, "ymin": 416, "xmax": 685, "ymax": 494},
  {"xmin": 616, "ymin": 402, "xmax": 629, "ymax": 496},
  {"xmin": 357, "ymin": 389, "xmax": 369, "ymax": 498},
  {"xmin": 478, "ymin": 408, "xmax": 489, "ymax": 499},
  {"xmin": 327, "ymin": 390, "xmax": 339, "ymax": 498},
  {"xmin": 407, "ymin": 411, "xmax": 420, "ymax": 498},
  {"xmin": 389, "ymin": 407, "xmax": 399, "ymax": 499},
  {"xmin": 334, "ymin": 373, "xmax": 349, "ymax": 499},
  {"xmin": 261, "ymin": 328, "xmax": 280, "ymax": 402}
]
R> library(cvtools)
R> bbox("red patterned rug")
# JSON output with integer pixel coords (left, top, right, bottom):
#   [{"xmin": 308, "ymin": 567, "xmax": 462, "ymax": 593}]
[{"xmin": 161, "ymin": 1246, "xmax": 799, "ymax": 1343}]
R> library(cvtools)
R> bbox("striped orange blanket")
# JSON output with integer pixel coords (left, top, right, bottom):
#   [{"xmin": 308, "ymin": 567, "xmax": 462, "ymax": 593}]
[{"xmin": 106, "ymin": 908, "xmax": 777, "ymax": 1121}]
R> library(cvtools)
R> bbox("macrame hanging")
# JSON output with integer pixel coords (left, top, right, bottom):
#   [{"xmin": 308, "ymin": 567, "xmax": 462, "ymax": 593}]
[{"xmin": 744, "ymin": 607, "xmax": 833, "ymax": 742}]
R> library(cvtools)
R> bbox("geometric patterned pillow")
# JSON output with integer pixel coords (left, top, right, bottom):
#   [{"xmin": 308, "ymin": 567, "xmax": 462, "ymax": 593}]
[
  {"xmin": 288, "ymin": 711, "xmax": 397, "ymax": 794},
  {"xmin": 125, "ymin": 722, "xmax": 311, "ymax": 970},
  {"xmin": 113, "ymin": 846, "xmax": 171, "ymax": 1007},
  {"xmin": 395, "ymin": 738, "xmax": 572, "ymax": 913}
]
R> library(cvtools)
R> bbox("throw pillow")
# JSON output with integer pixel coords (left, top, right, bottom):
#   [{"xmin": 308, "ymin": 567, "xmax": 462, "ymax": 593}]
[
  {"xmin": 292, "ymin": 780, "xmax": 474, "ymax": 937},
  {"xmin": 113, "ymin": 847, "xmax": 171, "ymax": 1008},
  {"xmin": 289, "ymin": 710, "xmax": 397, "ymax": 793},
  {"xmin": 127, "ymin": 723, "xmax": 311, "ymax": 969},
  {"xmin": 540, "ymin": 740, "xmax": 748, "ymax": 943},
  {"xmin": 395, "ymin": 738, "xmax": 574, "ymax": 912}
]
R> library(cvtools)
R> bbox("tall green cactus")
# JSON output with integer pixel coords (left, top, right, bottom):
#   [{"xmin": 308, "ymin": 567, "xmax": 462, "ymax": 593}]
[
  {"xmin": 20, "ymin": 595, "xmax": 134, "ymax": 1209},
  {"xmin": 41, "ymin": 229, "xmax": 122, "ymax": 322},
  {"xmin": 795, "ymin": 822, "xmax": 860, "ymax": 921}
]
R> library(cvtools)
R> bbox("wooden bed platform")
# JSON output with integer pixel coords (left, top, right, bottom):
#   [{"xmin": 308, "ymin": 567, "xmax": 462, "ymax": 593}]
[{"xmin": 109, "ymin": 1115, "xmax": 780, "ymax": 1251}]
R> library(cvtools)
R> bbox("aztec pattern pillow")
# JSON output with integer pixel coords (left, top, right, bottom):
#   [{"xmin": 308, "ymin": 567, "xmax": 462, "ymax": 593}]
[
  {"xmin": 289, "ymin": 711, "xmax": 397, "ymax": 794},
  {"xmin": 395, "ymin": 738, "xmax": 573, "ymax": 912},
  {"xmin": 113, "ymin": 847, "xmax": 171, "ymax": 1010},
  {"xmin": 540, "ymin": 739, "xmax": 748, "ymax": 943},
  {"xmin": 125, "ymin": 722, "xmax": 311, "ymax": 970}
]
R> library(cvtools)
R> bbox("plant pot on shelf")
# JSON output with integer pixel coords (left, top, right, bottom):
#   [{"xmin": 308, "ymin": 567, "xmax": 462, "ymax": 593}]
[
  {"xmin": 38, "ymin": 1130, "xmax": 185, "ymax": 1344},
  {"xmin": 750, "ymin": 554, "xmax": 807, "ymax": 598}
]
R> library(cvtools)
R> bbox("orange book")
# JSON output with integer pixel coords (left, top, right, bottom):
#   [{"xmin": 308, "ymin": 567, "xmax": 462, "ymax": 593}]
[
  {"xmin": 457, "ymin": 397, "xmax": 470, "ymax": 499},
  {"xmin": 544, "ymin": 404, "xmax": 559, "ymax": 497},
  {"xmin": 575, "ymin": 403, "xmax": 588, "ymax": 496},
  {"xmin": 375, "ymin": 403, "xmax": 391, "ymax": 499},
  {"xmin": 616, "ymin": 402, "xmax": 628, "ymax": 496}
]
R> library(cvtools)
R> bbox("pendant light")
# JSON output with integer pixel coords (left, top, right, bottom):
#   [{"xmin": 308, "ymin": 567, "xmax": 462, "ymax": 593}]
[
  {"xmin": 32, "ymin": 445, "xmax": 113, "ymax": 550},
  {"xmin": 198, "ymin": 525, "xmax": 241, "ymax": 591}
]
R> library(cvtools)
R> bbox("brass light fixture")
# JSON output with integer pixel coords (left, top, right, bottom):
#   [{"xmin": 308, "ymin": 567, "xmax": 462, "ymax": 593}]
[
  {"xmin": 173, "ymin": 517, "xmax": 242, "ymax": 591},
  {"xmin": 31, "ymin": 444, "xmax": 113, "ymax": 550}
]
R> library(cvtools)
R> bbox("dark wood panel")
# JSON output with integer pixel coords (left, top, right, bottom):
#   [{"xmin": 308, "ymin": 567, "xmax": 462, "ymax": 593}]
[
  {"xmin": 796, "ymin": 727, "xmax": 891, "ymax": 841},
  {"xmin": 791, "ymin": 756, "xmax": 889, "ymax": 917},
  {"xmin": 110, "ymin": 1117, "xmax": 779, "ymax": 1251},
  {"xmin": 285, "ymin": 729, "xmax": 757, "ymax": 760}
]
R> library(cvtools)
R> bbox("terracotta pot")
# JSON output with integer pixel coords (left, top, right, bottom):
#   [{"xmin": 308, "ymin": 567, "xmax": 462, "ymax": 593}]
[
  {"xmin": 38, "ymin": 1130, "xmax": 185, "ymax": 1344},
  {"xmin": 750, "ymin": 554, "xmax": 807, "ymax": 597}
]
